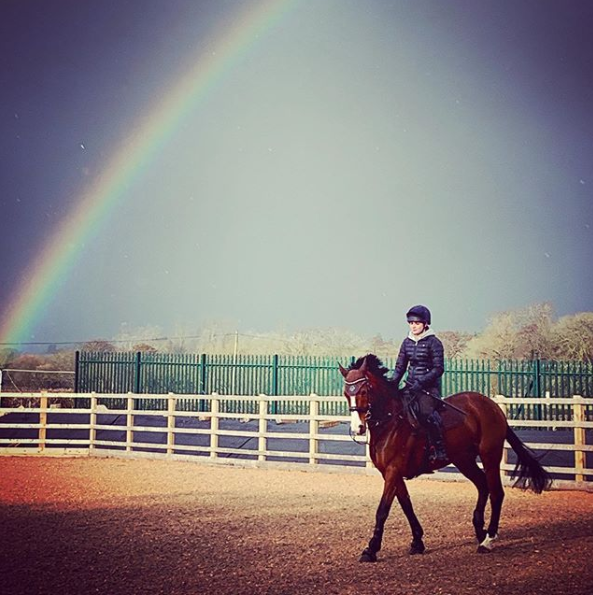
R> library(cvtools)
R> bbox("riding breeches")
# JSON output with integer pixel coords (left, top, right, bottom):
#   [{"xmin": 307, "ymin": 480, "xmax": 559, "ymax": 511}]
[{"xmin": 415, "ymin": 389, "xmax": 441, "ymax": 421}]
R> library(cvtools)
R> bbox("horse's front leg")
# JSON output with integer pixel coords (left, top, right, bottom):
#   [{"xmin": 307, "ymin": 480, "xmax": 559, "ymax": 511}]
[
  {"xmin": 397, "ymin": 483, "xmax": 425, "ymax": 555},
  {"xmin": 360, "ymin": 471, "xmax": 424, "ymax": 562}
]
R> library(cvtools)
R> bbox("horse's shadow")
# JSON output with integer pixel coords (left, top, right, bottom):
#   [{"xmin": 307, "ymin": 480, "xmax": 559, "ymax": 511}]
[{"xmin": 380, "ymin": 516, "xmax": 593, "ymax": 561}]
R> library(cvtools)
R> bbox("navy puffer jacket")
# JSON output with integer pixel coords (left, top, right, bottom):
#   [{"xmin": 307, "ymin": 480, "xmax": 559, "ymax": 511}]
[{"xmin": 392, "ymin": 330, "xmax": 444, "ymax": 392}]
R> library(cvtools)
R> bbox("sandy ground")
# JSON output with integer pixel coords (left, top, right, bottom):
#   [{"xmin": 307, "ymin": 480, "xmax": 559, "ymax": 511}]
[{"xmin": 1, "ymin": 456, "xmax": 592, "ymax": 595}]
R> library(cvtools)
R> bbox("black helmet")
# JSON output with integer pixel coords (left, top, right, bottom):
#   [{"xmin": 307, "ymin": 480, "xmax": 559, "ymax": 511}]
[{"xmin": 406, "ymin": 305, "xmax": 431, "ymax": 325}]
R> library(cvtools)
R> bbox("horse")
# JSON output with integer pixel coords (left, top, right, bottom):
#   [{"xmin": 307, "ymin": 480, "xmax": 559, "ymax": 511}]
[{"xmin": 339, "ymin": 354, "xmax": 552, "ymax": 562}]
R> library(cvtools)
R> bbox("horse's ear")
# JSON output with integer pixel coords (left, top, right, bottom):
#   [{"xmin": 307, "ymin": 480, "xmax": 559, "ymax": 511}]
[
  {"xmin": 338, "ymin": 363, "xmax": 348, "ymax": 378},
  {"xmin": 359, "ymin": 357, "xmax": 368, "ymax": 374}
]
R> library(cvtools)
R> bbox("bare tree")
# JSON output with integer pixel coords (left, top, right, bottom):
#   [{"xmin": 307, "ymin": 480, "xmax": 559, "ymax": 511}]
[
  {"xmin": 439, "ymin": 331, "xmax": 474, "ymax": 359},
  {"xmin": 549, "ymin": 313, "xmax": 593, "ymax": 362},
  {"xmin": 132, "ymin": 343, "xmax": 158, "ymax": 353},
  {"xmin": 462, "ymin": 304, "xmax": 554, "ymax": 360},
  {"xmin": 113, "ymin": 324, "xmax": 164, "ymax": 351},
  {"xmin": 81, "ymin": 340, "xmax": 117, "ymax": 352}
]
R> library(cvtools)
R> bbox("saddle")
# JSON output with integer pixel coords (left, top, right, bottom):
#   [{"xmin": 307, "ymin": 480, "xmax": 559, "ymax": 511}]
[
  {"xmin": 401, "ymin": 392, "xmax": 466, "ymax": 478},
  {"xmin": 403, "ymin": 392, "xmax": 466, "ymax": 432}
]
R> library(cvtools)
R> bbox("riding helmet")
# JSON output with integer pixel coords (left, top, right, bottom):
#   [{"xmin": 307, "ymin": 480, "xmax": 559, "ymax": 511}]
[{"xmin": 406, "ymin": 305, "xmax": 431, "ymax": 325}]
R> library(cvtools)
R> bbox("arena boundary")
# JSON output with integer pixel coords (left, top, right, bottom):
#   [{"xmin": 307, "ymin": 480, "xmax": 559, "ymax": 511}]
[{"xmin": 1, "ymin": 391, "xmax": 591, "ymax": 491}]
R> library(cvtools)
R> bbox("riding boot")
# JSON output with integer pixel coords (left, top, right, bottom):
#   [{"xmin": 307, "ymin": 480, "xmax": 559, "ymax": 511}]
[{"xmin": 426, "ymin": 411, "xmax": 448, "ymax": 463}]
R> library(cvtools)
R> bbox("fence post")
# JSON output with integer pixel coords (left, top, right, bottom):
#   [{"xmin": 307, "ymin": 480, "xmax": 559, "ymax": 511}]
[
  {"xmin": 126, "ymin": 392, "xmax": 134, "ymax": 452},
  {"xmin": 198, "ymin": 354, "xmax": 207, "ymax": 412},
  {"xmin": 494, "ymin": 395, "xmax": 509, "ymax": 479},
  {"xmin": 271, "ymin": 355, "xmax": 279, "ymax": 415},
  {"xmin": 134, "ymin": 351, "xmax": 142, "ymax": 394},
  {"xmin": 309, "ymin": 394, "xmax": 319, "ymax": 465},
  {"xmin": 74, "ymin": 351, "xmax": 80, "ymax": 393},
  {"xmin": 89, "ymin": 392, "xmax": 97, "ymax": 453},
  {"xmin": 39, "ymin": 391, "xmax": 48, "ymax": 453},
  {"xmin": 167, "ymin": 392, "xmax": 176, "ymax": 456},
  {"xmin": 533, "ymin": 354, "xmax": 542, "ymax": 420},
  {"xmin": 545, "ymin": 391, "xmax": 555, "ymax": 430},
  {"xmin": 210, "ymin": 393, "xmax": 219, "ymax": 460},
  {"xmin": 532, "ymin": 354, "xmax": 541, "ymax": 397},
  {"xmin": 573, "ymin": 395, "xmax": 586, "ymax": 482},
  {"xmin": 258, "ymin": 395, "xmax": 267, "ymax": 463}
]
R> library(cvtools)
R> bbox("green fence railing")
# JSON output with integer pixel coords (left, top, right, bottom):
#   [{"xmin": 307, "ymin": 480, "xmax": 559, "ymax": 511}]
[{"xmin": 75, "ymin": 351, "xmax": 593, "ymax": 419}]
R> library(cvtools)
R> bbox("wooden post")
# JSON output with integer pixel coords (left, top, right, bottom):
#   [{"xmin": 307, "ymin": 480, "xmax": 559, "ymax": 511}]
[
  {"xmin": 39, "ymin": 391, "xmax": 48, "ymax": 453},
  {"xmin": 365, "ymin": 441, "xmax": 373, "ymax": 469},
  {"xmin": 495, "ymin": 395, "xmax": 509, "ymax": 479},
  {"xmin": 573, "ymin": 395, "xmax": 586, "ymax": 483},
  {"xmin": 210, "ymin": 393, "xmax": 219, "ymax": 460},
  {"xmin": 167, "ymin": 392, "xmax": 176, "ymax": 456},
  {"xmin": 309, "ymin": 394, "xmax": 319, "ymax": 465},
  {"xmin": 89, "ymin": 392, "xmax": 97, "ymax": 453},
  {"xmin": 258, "ymin": 395, "xmax": 267, "ymax": 463},
  {"xmin": 545, "ymin": 391, "xmax": 554, "ymax": 431},
  {"xmin": 126, "ymin": 392, "xmax": 134, "ymax": 452}
]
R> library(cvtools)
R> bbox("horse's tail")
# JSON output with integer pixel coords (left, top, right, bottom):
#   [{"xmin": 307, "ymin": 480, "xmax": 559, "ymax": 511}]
[{"xmin": 505, "ymin": 426, "xmax": 552, "ymax": 493}]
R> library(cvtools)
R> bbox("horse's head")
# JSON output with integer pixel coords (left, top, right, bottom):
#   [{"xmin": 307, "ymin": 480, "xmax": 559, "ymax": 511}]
[{"xmin": 339, "ymin": 356, "xmax": 385, "ymax": 436}]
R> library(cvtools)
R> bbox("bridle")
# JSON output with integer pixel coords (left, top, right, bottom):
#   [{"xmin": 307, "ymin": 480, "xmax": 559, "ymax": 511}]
[
  {"xmin": 344, "ymin": 376, "xmax": 371, "ymax": 444},
  {"xmin": 345, "ymin": 375, "xmax": 401, "ymax": 441},
  {"xmin": 345, "ymin": 377, "xmax": 370, "ymax": 415}
]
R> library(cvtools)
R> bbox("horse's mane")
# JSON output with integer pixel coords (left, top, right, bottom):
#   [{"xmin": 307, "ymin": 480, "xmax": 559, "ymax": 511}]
[{"xmin": 348, "ymin": 353, "xmax": 391, "ymax": 380}]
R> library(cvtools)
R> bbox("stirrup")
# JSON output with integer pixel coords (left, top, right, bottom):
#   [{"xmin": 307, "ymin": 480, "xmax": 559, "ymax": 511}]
[{"xmin": 429, "ymin": 445, "xmax": 448, "ymax": 464}]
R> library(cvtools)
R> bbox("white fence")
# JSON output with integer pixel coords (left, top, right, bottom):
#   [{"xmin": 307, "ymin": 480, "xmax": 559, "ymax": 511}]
[{"xmin": 0, "ymin": 392, "xmax": 592, "ymax": 490}]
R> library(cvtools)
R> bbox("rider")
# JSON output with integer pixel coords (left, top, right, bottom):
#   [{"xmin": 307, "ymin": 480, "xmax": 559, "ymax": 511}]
[{"xmin": 391, "ymin": 305, "xmax": 448, "ymax": 464}]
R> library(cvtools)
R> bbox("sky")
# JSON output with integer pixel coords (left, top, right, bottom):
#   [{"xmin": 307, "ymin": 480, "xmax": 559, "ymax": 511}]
[{"xmin": 0, "ymin": 0, "xmax": 592, "ymax": 347}]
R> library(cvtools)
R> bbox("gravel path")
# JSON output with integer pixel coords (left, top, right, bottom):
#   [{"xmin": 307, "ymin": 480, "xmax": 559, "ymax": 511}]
[{"xmin": 1, "ymin": 457, "xmax": 592, "ymax": 595}]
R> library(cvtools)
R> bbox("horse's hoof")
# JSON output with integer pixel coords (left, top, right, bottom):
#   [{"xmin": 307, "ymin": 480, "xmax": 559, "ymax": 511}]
[
  {"xmin": 359, "ymin": 549, "xmax": 377, "ymax": 563},
  {"xmin": 409, "ymin": 542, "xmax": 425, "ymax": 555},
  {"xmin": 477, "ymin": 534, "xmax": 497, "ymax": 554}
]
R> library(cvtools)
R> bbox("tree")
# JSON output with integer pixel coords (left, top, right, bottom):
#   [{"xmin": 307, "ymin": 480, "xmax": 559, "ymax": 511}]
[
  {"xmin": 463, "ymin": 304, "xmax": 554, "ymax": 360},
  {"xmin": 369, "ymin": 334, "xmax": 397, "ymax": 360},
  {"xmin": 549, "ymin": 313, "xmax": 593, "ymax": 362},
  {"xmin": 0, "ymin": 347, "xmax": 18, "ymax": 367},
  {"xmin": 439, "ymin": 331, "xmax": 474, "ymax": 359},
  {"xmin": 132, "ymin": 343, "xmax": 158, "ymax": 353},
  {"xmin": 81, "ymin": 340, "xmax": 117, "ymax": 352},
  {"xmin": 43, "ymin": 350, "xmax": 75, "ymax": 372},
  {"xmin": 113, "ymin": 324, "xmax": 164, "ymax": 351},
  {"xmin": 2, "ymin": 353, "xmax": 45, "ymax": 392},
  {"xmin": 512, "ymin": 303, "xmax": 554, "ymax": 359}
]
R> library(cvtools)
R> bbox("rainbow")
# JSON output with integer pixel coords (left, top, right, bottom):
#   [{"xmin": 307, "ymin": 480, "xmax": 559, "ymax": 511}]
[{"xmin": 0, "ymin": 0, "xmax": 294, "ymax": 347}]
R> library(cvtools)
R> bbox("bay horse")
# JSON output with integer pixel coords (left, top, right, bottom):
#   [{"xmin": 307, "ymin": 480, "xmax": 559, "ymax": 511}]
[{"xmin": 339, "ymin": 354, "xmax": 551, "ymax": 562}]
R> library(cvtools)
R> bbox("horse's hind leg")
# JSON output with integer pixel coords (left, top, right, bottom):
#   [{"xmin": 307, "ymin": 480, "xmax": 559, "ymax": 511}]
[
  {"xmin": 480, "ymin": 450, "xmax": 505, "ymax": 552},
  {"xmin": 454, "ymin": 456, "xmax": 489, "ymax": 544}
]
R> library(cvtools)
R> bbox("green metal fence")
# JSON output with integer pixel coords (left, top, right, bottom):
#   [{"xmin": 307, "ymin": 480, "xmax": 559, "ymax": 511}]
[
  {"xmin": 75, "ymin": 351, "xmax": 593, "ymax": 420},
  {"xmin": 75, "ymin": 352, "xmax": 353, "ymax": 415}
]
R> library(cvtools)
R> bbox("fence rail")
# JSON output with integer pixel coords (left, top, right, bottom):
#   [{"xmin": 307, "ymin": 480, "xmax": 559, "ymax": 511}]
[{"xmin": 1, "ymin": 391, "xmax": 591, "ymax": 489}]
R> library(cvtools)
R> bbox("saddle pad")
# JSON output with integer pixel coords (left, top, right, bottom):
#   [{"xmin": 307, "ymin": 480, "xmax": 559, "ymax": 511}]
[{"xmin": 439, "ymin": 399, "xmax": 466, "ymax": 431}]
